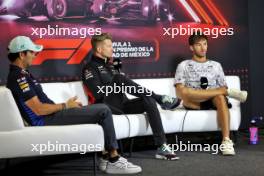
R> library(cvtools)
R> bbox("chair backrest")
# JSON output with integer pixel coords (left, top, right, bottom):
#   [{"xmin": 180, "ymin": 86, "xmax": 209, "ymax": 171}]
[
  {"xmin": 41, "ymin": 81, "xmax": 88, "ymax": 106},
  {"xmin": 0, "ymin": 87, "xmax": 25, "ymax": 131}
]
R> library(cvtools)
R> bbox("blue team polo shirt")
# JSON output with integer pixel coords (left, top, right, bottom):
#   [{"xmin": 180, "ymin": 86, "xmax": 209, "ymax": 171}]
[{"xmin": 6, "ymin": 64, "xmax": 55, "ymax": 126}]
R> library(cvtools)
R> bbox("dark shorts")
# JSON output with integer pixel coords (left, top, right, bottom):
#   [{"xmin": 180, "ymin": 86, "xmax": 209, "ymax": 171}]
[{"xmin": 184, "ymin": 97, "xmax": 232, "ymax": 110}]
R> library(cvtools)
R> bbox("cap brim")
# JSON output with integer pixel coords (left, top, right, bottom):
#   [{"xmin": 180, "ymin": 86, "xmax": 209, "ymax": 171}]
[{"xmin": 30, "ymin": 44, "xmax": 43, "ymax": 52}]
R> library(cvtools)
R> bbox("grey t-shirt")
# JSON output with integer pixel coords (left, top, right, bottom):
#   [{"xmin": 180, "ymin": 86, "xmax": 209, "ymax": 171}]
[{"xmin": 174, "ymin": 59, "xmax": 227, "ymax": 89}]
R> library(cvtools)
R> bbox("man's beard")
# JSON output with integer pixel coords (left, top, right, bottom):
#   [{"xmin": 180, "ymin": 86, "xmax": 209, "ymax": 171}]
[{"xmin": 194, "ymin": 52, "xmax": 206, "ymax": 58}]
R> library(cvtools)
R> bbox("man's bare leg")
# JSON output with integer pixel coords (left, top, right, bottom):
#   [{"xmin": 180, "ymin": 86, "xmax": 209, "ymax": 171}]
[
  {"xmin": 212, "ymin": 95, "xmax": 230, "ymax": 139},
  {"xmin": 212, "ymin": 95, "xmax": 235, "ymax": 155},
  {"xmin": 109, "ymin": 149, "xmax": 119, "ymax": 158},
  {"xmin": 182, "ymin": 93, "xmax": 230, "ymax": 138},
  {"xmin": 180, "ymin": 88, "xmax": 235, "ymax": 155},
  {"xmin": 182, "ymin": 99, "xmax": 201, "ymax": 109},
  {"xmin": 177, "ymin": 85, "xmax": 236, "ymax": 155},
  {"xmin": 179, "ymin": 87, "xmax": 227, "ymax": 103}
]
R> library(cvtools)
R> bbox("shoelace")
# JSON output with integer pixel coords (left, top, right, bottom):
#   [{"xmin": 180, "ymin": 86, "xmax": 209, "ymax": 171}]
[
  {"xmin": 119, "ymin": 157, "xmax": 134, "ymax": 166},
  {"xmin": 115, "ymin": 160, "xmax": 129, "ymax": 169},
  {"xmin": 162, "ymin": 96, "xmax": 174, "ymax": 103},
  {"xmin": 223, "ymin": 140, "xmax": 234, "ymax": 149},
  {"xmin": 162, "ymin": 144, "xmax": 173, "ymax": 153}
]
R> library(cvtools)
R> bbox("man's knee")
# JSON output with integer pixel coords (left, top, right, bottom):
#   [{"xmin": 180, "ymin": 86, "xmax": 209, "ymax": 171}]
[
  {"xmin": 175, "ymin": 89, "xmax": 188, "ymax": 106},
  {"xmin": 137, "ymin": 97, "xmax": 158, "ymax": 111},
  {"xmin": 182, "ymin": 100, "xmax": 200, "ymax": 110},
  {"xmin": 213, "ymin": 95, "xmax": 227, "ymax": 106},
  {"xmin": 142, "ymin": 96, "xmax": 156, "ymax": 106},
  {"xmin": 101, "ymin": 104, "xmax": 112, "ymax": 115},
  {"xmin": 178, "ymin": 88, "xmax": 189, "ymax": 101},
  {"xmin": 93, "ymin": 104, "xmax": 112, "ymax": 119}
]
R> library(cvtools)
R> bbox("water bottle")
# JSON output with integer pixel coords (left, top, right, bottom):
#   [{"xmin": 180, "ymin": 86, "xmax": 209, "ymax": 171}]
[
  {"xmin": 249, "ymin": 116, "xmax": 263, "ymax": 145},
  {"xmin": 249, "ymin": 119, "xmax": 258, "ymax": 145}
]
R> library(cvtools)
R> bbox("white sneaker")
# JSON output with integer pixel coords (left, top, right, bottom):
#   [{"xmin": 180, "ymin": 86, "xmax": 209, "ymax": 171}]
[
  {"xmin": 221, "ymin": 138, "xmax": 236, "ymax": 155},
  {"xmin": 105, "ymin": 156, "xmax": 142, "ymax": 174},
  {"xmin": 99, "ymin": 158, "xmax": 108, "ymax": 172},
  {"xmin": 227, "ymin": 88, "xmax": 248, "ymax": 103}
]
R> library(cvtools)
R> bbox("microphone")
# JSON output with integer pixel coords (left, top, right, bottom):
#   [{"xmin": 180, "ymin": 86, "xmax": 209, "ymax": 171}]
[
  {"xmin": 113, "ymin": 58, "xmax": 122, "ymax": 72},
  {"xmin": 200, "ymin": 77, "xmax": 208, "ymax": 89}
]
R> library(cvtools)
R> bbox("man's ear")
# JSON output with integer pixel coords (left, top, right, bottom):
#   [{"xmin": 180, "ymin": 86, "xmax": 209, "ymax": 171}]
[
  {"xmin": 19, "ymin": 52, "xmax": 25, "ymax": 59},
  {"xmin": 97, "ymin": 47, "xmax": 102, "ymax": 53}
]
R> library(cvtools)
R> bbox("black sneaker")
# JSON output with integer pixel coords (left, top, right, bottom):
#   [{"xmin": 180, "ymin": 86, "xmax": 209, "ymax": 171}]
[
  {"xmin": 155, "ymin": 144, "xmax": 180, "ymax": 160},
  {"xmin": 160, "ymin": 95, "xmax": 181, "ymax": 110}
]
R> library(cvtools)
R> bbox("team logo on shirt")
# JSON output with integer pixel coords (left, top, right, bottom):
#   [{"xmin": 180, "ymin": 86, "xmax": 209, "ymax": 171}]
[
  {"xmin": 33, "ymin": 80, "xmax": 39, "ymax": 86},
  {"xmin": 98, "ymin": 66, "xmax": 108, "ymax": 74},
  {"xmin": 84, "ymin": 69, "xmax": 93, "ymax": 80},
  {"xmin": 17, "ymin": 77, "xmax": 30, "ymax": 92}
]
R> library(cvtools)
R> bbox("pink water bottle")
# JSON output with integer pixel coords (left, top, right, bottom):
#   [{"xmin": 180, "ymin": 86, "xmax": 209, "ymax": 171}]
[{"xmin": 249, "ymin": 119, "xmax": 258, "ymax": 145}]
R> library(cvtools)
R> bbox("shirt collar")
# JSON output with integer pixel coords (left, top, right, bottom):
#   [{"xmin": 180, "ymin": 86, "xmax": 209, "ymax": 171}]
[
  {"xmin": 92, "ymin": 55, "xmax": 110, "ymax": 64},
  {"xmin": 9, "ymin": 64, "xmax": 29, "ymax": 74}
]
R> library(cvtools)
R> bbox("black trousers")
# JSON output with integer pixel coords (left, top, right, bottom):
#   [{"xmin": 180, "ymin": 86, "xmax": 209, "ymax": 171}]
[
  {"xmin": 43, "ymin": 104, "xmax": 118, "ymax": 151},
  {"xmin": 103, "ymin": 74, "xmax": 166, "ymax": 146}
]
